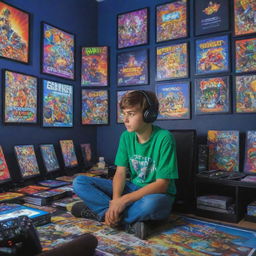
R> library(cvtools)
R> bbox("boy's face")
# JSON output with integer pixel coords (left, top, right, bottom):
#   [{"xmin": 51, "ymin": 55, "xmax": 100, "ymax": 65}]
[{"xmin": 122, "ymin": 104, "xmax": 148, "ymax": 133}]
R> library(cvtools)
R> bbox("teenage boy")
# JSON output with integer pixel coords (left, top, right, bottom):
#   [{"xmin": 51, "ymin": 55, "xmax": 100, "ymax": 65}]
[{"xmin": 72, "ymin": 90, "xmax": 178, "ymax": 239}]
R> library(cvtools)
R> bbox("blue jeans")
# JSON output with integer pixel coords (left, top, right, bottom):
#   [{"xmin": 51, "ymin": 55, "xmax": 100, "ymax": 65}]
[{"xmin": 73, "ymin": 175, "xmax": 175, "ymax": 224}]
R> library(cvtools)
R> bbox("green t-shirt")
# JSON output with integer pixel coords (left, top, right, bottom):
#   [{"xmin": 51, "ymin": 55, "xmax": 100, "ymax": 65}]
[{"xmin": 115, "ymin": 125, "xmax": 178, "ymax": 195}]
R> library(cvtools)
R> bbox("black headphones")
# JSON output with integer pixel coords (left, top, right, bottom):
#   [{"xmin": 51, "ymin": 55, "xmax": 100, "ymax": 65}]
[{"xmin": 137, "ymin": 90, "xmax": 158, "ymax": 123}]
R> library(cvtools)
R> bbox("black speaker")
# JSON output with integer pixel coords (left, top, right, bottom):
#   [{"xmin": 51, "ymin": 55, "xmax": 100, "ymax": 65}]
[
  {"xmin": 198, "ymin": 144, "xmax": 209, "ymax": 172},
  {"xmin": 138, "ymin": 90, "xmax": 158, "ymax": 123}
]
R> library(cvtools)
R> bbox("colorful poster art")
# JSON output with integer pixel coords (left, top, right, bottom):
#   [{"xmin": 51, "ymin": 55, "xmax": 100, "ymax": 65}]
[
  {"xmin": 80, "ymin": 144, "xmax": 92, "ymax": 167},
  {"xmin": 116, "ymin": 90, "xmax": 133, "ymax": 123},
  {"xmin": 156, "ymin": 0, "xmax": 187, "ymax": 42},
  {"xmin": 4, "ymin": 70, "xmax": 37, "ymax": 124},
  {"xmin": 235, "ymin": 38, "xmax": 256, "ymax": 73},
  {"xmin": 235, "ymin": 75, "xmax": 256, "ymax": 113},
  {"xmin": 14, "ymin": 145, "xmax": 40, "ymax": 178},
  {"xmin": 42, "ymin": 23, "xmax": 75, "ymax": 80},
  {"xmin": 156, "ymin": 82, "xmax": 190, "ymax": 120},
  {"xmin": 234, "ymin": 0, "xmax": 256, "ymax": 36},
  {"xmin": 40, "ymin": 144, "xmax": 60, "ymax": 172},
  {"xmin": 59, "ymin": 140, "xmax": 78, "ymax": 168},
  {"xmin": 195, "ymin": 0, "xmax": 229, "ymax": 36},
  {"xmin": 117, "ymin": 8, "xmax": 148, "ymax": 49},
  {"xmin": 244, "ymin": 131, "xmax": 256, "ymax": 173},
  {"xmin": 156, "ymin": 43, "xmax": 188, "ymax": 81},
  {"xmin": 81, "ymin": 90, "xmax": 108, "ymax": 125},
  {"xmin": 42, "ymin": 80, "xmax": 73, "ymax": 127},
  {"xmin": 0, "ymin": 146, "xmax": 11, "ymax": 183},
  {"xmin": 81, "ymin": 47, "xmax": 108, "ymax": 87},
  {"xmin": 195, "ymin": 76, "xmax": 230, "ymax": 114},
  {"xmin": 117, "ymin": 49, "xmax": 148, "ymax": 86},
  {"xmin": 208, "ymin": 130, "xmax": 239, "ymax": 172},
  {"xmin": 0, "ymin": 2, "xmax": 29, "ymax": 63},
  {"xmin": 195, "ymin": 35, "xmax": 229, "ymax": 75}
]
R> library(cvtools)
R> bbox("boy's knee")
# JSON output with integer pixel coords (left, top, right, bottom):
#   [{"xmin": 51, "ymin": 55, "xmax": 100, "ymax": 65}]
[{"xmin": 73, "ymin": 175, "xmax": 89, "ymax": 189}]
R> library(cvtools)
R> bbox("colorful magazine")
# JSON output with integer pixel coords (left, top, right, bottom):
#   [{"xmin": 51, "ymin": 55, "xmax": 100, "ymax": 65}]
[
  {"xmin": 14, "ymin": 145, "xmax": 40, "ymax": 178},
  {"xmin": 38, "ymin": 180, "xmax": 70, "ymax": 188},
  {"xmin": 0, "ymin": 146, "xmax": 11, "ymax": 183},
  {"xmin": 208, "ymin": 130, "xmax": 239, "ymax": 172},
  {"xmin": 244, "ymin": 131, "xmax": 256, "ymax": 174},
  {"xmin": 40, "ymin": 144, "xmax": 60, "ymax": 172},
  {"xmin": 59, "ymin": 140, "xmax": 78, "ymax": 168},
  {"xmin": 16, "ymin": 185, "xmax": 48, "ymax": 195},
  {"xmin": 0, "ymin": 192, "xmax": 24, "ymax": 203}
]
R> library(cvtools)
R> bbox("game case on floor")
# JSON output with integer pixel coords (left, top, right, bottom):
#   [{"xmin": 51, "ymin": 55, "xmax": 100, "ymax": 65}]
[
  {"xmin": 0, "ymin": 204, "xmax": 50, "ymax": 226},
  {"xmin": 0, "ymin": 192, "xmax": 24, "ymax": 203},
  {"xmin": 56, "ymin": 176, "xmax": 75, "ymax": 182},
  {"xmin": 16, "ymin": 185, "xmax": 49, "ymax": 194},
  {"xmin": 196, "ymin": 195, "xmax": 233, "ymax": 209},
  {"xmin": 52, "ymin": 196, "xmax": 81, "ymax": 210},
  {"xmin": 197, "ymin": 204, "xmax": 235, "ymax": 214},
  {"xmin": 38, "ymin": 179, "xmax": 70, "ymax": 188},
  {"xmin": 55, "ymin": 185, "xmax": 74, "ymax": 196}
]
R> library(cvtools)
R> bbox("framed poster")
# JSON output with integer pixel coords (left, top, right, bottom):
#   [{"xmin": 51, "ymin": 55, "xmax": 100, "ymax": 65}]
[
  {"xmin": 81, "ymin": 46, "xmax": 108, "ymax": 87},
  {"xmin": 117, "ymin": 49, "xmax": 148, "ymax": 86},
  {"xmin": 195, "ymin": 35, "xmax": 229, "ymax": 75},
  {"xmin": 244, "ymin": 131, "xmax": 256, "ymax": 174},
  {"xmin": 81, "ymin": 89, "xmax": 109, "ymax": 125},
  {"xmin": 156, "ymin": 42, "xmax": 188, "ymax": 81},
  {"xmin": 0, "ymin": 146, "xmax": 11, "ymax": 183},
  {"xmin": 42, "ymin": 80, "xmax": 73, "ymax": 127},
  {"xmin": 40, "ymin": 144, "xmax": 60, "ymax": 173},
  {"xmin": 195, "ymin": 76, "xmax": 230, "ymax": 115},
  {"xmin": 80, "ymin": 144, "xmax": 92, "ymax": 168},
  {"xmin": 116, "ymin": 90, "xmax": 133, "ymax": 123},
  {"xmin": 0, "ymin": 1, "xmax": 30, "ymax": 63},
  {"xmin": 41, "ymin": 22, "xmax": 75, "ymax": 80},
  {"xmin": 208, "ymin": 130, "xmax": 239, "ymax": 172},
  {"xmin": 59, "ymin": 140, "xmax": 78, "ymax": 168},
  {"xmin": 235, "ymin": 38, "xmax": 256, "ymax": 73},
  {"xmin": 234, "ymin": 0, "xmax": 256, "ymax": 36},
  {"xmin": 156, "ymin": 0, "xmax": 187, "ymax": 43},
  {"xmin": 117, "ymin": 8, "xmax": 148, "ymax": 49},
  {"xmin": 195, "ymin": 0, "xmax": 229, "ymax": 36},
  {"xmin": 3, "ymin": 70, "xmax": 38, "ymax": 124},
  {"xmin": 235, "ymin": 74, "xmax": 256, "ymax": 113},
  {"xmin": 14, "ymin": 145, "xmax": 40, "ymax": 179},
  {"xmin": 156, "ymin": 82, "xmax": 190, "ymax": 120}
]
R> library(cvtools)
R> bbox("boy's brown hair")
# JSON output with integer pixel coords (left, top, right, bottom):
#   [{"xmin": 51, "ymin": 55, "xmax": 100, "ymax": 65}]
[{"xmin": 120, "ymin": 90, "xmax": 159, "ymax": 113}]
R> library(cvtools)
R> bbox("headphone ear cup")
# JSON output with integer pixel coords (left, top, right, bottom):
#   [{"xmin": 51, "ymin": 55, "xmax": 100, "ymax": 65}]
[{"xmin": 143, "ymin": 108, "xmax": 158, "ymax": 123}]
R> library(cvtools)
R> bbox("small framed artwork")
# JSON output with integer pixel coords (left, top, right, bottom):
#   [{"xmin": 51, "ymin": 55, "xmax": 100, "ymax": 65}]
[
  {"xmin": 156, "ymin": 0, "xmax": 187, "ymax": 43},
  {"xmin": 195, "ymin": 76, "xmax": 230, "ymax": 115},
  {"xmin": 14, "ymin": 145, "xmax": 40, "ymax": 179},
  {"xmin": 81, "ymin": 46, "xmax": 108, "ymax": 87},
  {"xmin": 156, "ymin": 42, "xmax": 188, "ymax": 81},
  {"xmin": 81, "ymin": 89, "xmax": 109, "ymax": 125},
  {"xmin": 117, "ymin": 8, "xmax": 148, "ymax": 49},
  {"xmin": 156, "ymin": 82, "xmax": 190, "ymax": 120},
  {"xmin": 195, "ymin": 35, "xmax": 229, "ymax": 75},
  {"xmin": 244, "ymin": 131, "xmax": 256, "ymax": 174},
  {"xmin": 0, "ymin": 1, "xmax": 30, "ymax": 63},
  {"xmin": 234, "ymin": 0, "xmax": 256, "ymax": 36},
  {"xmin": 117, "ymin": 49, "xmax": 148, "ymax": 86},
  {"xmin": 116, "ymin": 90, "xmax": 133, "ymax": 123},
  {"xmin": 80, "ymin": 144, "xmax": 92, "ymax": 168},
  {"xmin": 41, "ymin": 22, "xmax": 75, "ymax": 80},
  {"xmin": 235, "ymin": 74, "xmax": 256, "ymax": 113},
  {"xmin": 194, "ymin": 0, "xmax": 229, "ymax": 36},
  {"xmin": 0, "ymin": 146, "xmax": 11, "ymax": 183},
  {"xmin": 42, "ymin": 79, "xmax": 73, "ymax": 127},
  {"xmin": 235, "ymin": 38, "xmax": 256, "ymax": 73},
  {"xmin": 40, "ymin": 144, "xmax": 60, "ymax": 173},
  {"xmin": 59, "ymin": 140, "xmax": 78, "ymax": 168},
  {"xmin": 3, "ymin": 70, "xmax": 38, "ymax": 124}
]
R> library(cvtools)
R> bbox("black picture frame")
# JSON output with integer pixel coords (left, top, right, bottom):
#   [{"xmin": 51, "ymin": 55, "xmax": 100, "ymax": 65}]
[
  {"xmin": 194, "ymin": 0, "xmax": 229, "ymax": 36},
  {"xmin": 0, "ymin": 145, "xmax": 12, "ymax": 184},
  {"xmin": 117, "ymin": 7, "xmax": 149, "ymax": 49},
  {"xmin": 41, "ymin": 22, "xmax": 76, "ymax": 80},
  {"xmin": 59, "ymin": 140, "xmax": 79, "ymax": 169},
  {"xmin": 2, "ymin": 69, "xmax": 38, "ymax": 125}
]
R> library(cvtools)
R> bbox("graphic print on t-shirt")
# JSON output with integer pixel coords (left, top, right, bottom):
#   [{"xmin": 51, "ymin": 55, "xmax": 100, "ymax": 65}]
[{"xmin": 130, "ymin": 155, "xmax": 156, "ymax": 182}]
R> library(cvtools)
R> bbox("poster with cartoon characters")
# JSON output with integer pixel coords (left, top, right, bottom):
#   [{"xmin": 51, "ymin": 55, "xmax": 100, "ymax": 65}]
[
  {"xmin": 116, "ymin": 90, "xmax": 133, "ymax": 123},
  {"xmin": 42, "ymin": 80, "xmax": 73, "ymax": 127},
  {"xmin": 0, "ymin": 146, "xmax": 11, "ymax": 183},
  {"xmin": 42, "ymin": 23, "xmax": 75, "ymax": 80},
  {"xmin": 40, "ymin": 144, "xmax": 60, "ymax": 172},
  {"xmin": 81, "ymin": 89, "xmax": 108, "ymax": 125},
  {"xmin": 59, "ymin": 140, "xmax": 78, "ymax": 168},
  {"xmin": 195, "ymin": 35, "xmax": 229, "ymax": 75},
  {"xmin": 244, "ymin": 131, "xmax": 256, "ymax": 173},
  {"xmin": 0, "ymin": 2, "xmax": 29, "ymax": 63},
  {"xmin": 4, "ymin": 70, "xmax": 37, "ymax": 124}
]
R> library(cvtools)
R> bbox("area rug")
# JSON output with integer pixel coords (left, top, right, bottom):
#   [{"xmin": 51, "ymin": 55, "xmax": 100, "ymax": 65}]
[{"xmin": 37, "ymin": 213, "xmax": 256, "ymax": 256}]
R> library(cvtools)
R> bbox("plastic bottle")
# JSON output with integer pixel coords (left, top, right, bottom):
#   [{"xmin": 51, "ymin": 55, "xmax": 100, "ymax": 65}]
[{"xmin": 97, "ymin": 157, "xmax": 106, "ymax": 169}]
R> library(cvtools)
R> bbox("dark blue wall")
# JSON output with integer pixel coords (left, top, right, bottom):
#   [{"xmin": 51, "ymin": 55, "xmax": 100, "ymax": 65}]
[
  {"xmin": 97, "ymin": 0, "xmax": 256, "ymax": 165},
  {"xmin": 0, "ymin": 0, "xmax": 98, "ymax": 180}
]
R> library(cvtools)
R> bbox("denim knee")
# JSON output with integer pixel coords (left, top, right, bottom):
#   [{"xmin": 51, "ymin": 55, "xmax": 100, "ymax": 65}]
[{"xmin": 72, "ymin": 175, "xmax": 90, "ymax": 193}]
